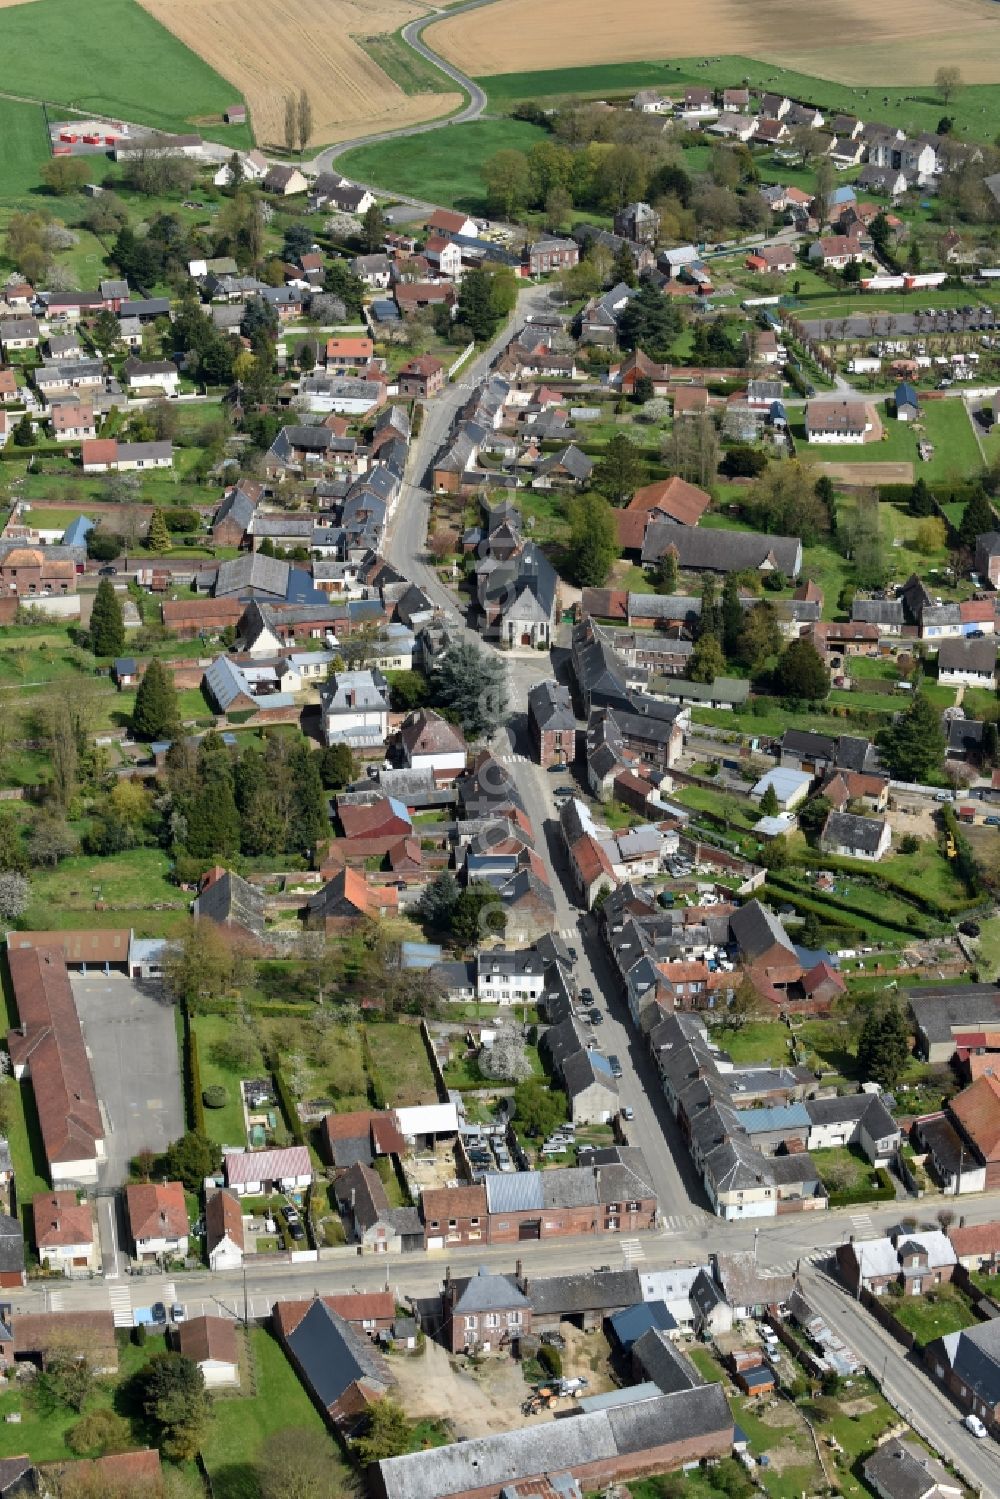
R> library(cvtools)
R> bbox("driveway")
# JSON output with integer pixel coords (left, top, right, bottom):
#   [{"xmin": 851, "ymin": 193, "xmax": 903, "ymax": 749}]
[{"xmin": 71, "ymin": 973, "xmax": 184, "ymax": 1187}]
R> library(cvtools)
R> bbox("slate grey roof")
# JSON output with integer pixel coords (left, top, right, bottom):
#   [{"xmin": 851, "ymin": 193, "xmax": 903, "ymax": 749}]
[
  {"xmin": 642, "ymin": 525, "xmax": 802, "ymax": 575},
  {"xmin": 908, "ymin": 984, "xmax": 1000, "ymax": 1045},
  {"xmin": 193, "ymin": 869, "xmax": 266, "ymax": 939},
  {"xmin": 284, "ymin": 1299, "xmax": 391, "ymax": 1409},
  {"xmin": 0, "ymin": 1215, "xmax": 23, "ymax": 1276},
  {"xmin": 215, "ymin": 552, "xmax": 290, "ymax": 598},
  {"xmin": 862, "ymin": 1436, "xmax": 956, "ymax": 1499},
  {"xmin": 941, "ymin": 1318, "xmax": 1000, "ymax": 1409},
  {"xmin": 730, "ymin": 899, "xmax": 796, "ymax": 960},
  {"xmin": 528, "ymin": 680, "xmax": 577, "ymax": 732},
  {"xmin": 377, "ymin": 1387, "xmax": 732, "ymax": 1499},
  {"xmin": 525, "ymin": 1268, "xmax": 641, "ymax": 1317},
  {"xmin": 851, "ymin": 598, "xmax": 905, "ymax": 627},
  {"xmin": 562, "ymin": 1048, "xmax": 619, "ymax": 1100},
  {"xmin": 938, "ymin": 637, "xmax": 997, "ymax": 676},
  {"xmin": 451, "ymin": 1267, "xmax": 530, "ymax": 1314},
  {"xmin": 631, "ymin": 1327, "xmax": 701, "ymax": 1393},
  {"xmin": 822, "ymin": 809, "xmax": 887, "ymax": 854}
]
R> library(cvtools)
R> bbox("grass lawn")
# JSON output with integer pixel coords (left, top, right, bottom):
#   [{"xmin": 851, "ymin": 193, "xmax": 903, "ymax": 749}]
[
  {"xmin": 0, "ymin": 98, "xmax": 54, "ymax": 199},
  {"xmin": 370, "ymin": 1023, "xmax": 438, "ymax": 1107},
  {"xmin": 22, "ymin": 848, "xmax": 188, "ymax": 938},
  {"xmin": 810, "ymin": 1144, "xmax": 876, "ymax": 1193},
  {"xmin": 887, "ymin": 1283, "xmax": 979, "ymax": 1346},
  {"xmin": 795, "ymin": 400, "xmax": 983, "ymax": 485},
  {"xmin": 709, "ymin": 1020, "xmax": 793, "ymax": 1066},
  {"xmin": 338, "ymin": 118, "xmax": 548, "ymax": 214},
  {"xmin": 0, "ymin": 1329, "xmax": 169, "ymax": 1462},
  {"xmin": 978, "ymin": 917, "xmax": 1000, "ymax": 981},
  {"xmin": 260, "ymin": 1015, "xmax": 369, "ymax": 1115},
  {"xmin": 686, "ymin": 1346, "xmax": 725, "ymax": 1384},
  {"xmin": 0, "ymin": 0, "xmax": 249, "ymax": 142},
  {"xmin": 359, "ymin": 26, "xmax": 457, "ymax": 96},
  {"xmin": 201, "ymin": 1328, "xmax": 349, "ymax": 1499},
  {"xmin": 191, "ymin": 1014, "xmax": 260, "ymax": 1149}
]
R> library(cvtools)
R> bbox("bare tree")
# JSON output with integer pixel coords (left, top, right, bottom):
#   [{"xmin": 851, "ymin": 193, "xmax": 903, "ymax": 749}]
[
  {"xmin": 935, "ymin": 66, "xmax": 963, "ymax": 105},
  {"xmin": 283, "ymin": 94, "xmax": 297, "ymax": 154}
]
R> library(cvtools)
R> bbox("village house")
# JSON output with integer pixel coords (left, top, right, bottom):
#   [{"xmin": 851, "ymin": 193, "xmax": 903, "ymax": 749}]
[
  {"xmin": 31, "ymin": 1191, "xmax": 98, "ymax": 1276},
  {"xmin": 205, "ymin": 1188, "xmax": 244, "ymax": 1271},
  {"xmin": 819, "ymin": 809, "xmax": 891, "ymax": 862},
  {"xmin": 937, "ymin": 636, "xmax": 997, "ymax": 688},
  {"xmin": 177, "ymin": 1316, "xmax": 240, "ymax": 1387},
  {"xmin": 274, "ymin": 1298, "xmax": 394, "ymax": 1427},
  {"xmin": 398, "ymin": 707, "xmax": 467, "ymax": 780},
  {"xmin": 397, "ymin": 355, "xmax": 445, "ymax": 400},
  {"xmin": 528, "ymin": 680, "xmax": 580, "ymax": 767},
  {"xmin": 441, "ymin": 1266, "xmax": 532, "ymax": 1353},
  {"xmin": 122, "ymin": 358, "xmax": 179, "ymax": 395},
  {"xmin": 837, "ymin": 1230, "xmax": 957, "ymax": 1296},
  {"xmin": 263, "ymin": 164, "xmax": 307, "ymax": 196},
  {"xmin": 124, "ymin": 1182, "xmax": 189, "ymax": 1263},
  {"xmin": 80, "ymin": 438, "xmax": 172, "ymax": 473},
  {"xmin": 320, "ymin": 668, "xmax": 391, "ymax": 748},
  {"xmin": 804, "ymin": 400, "xmax": 874, "ymax": 443},
  {"xmin": 223, "ymin": 1146, "xmax": 313, "ymax": 1197}
]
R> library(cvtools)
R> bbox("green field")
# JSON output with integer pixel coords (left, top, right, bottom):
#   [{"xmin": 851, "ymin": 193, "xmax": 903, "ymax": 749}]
[
  {"xmin": 0, "ymin": 98, "xmax": 54, "ymax": 198},
  {"xmin": 794, "ymin": 399, "xmax": 983, "ymax": 485},
  {"xmin": 202, "ymin": 1329, "xmax": 351, "ymax": 1499},
  {"xmin": 338, "ymin": 117, "xmax": 548, "ymax": 213},
  {"xmin": 0, "ymin": 0, "xmax": 249, "ymax": 142},
  {"xmin": 360, "ymin": 27, "xmax": 458, "ymax": 96},
  {"xmin": 477, "ymin": 56, "xmax": 1000, "ymax": 144}
]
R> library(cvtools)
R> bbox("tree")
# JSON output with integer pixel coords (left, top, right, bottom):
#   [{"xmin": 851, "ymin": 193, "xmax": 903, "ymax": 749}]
[
  {"xmin": 514, "ymin": 1075, "xmax": 568, "ymax": 1139},
  {"xmin": 257, "ymin": 1428, "xmax": 341, "ymax": 1499},
  {"xmin": 355, "ymin": 1399, "xmax": 413, "ymax": 1466},
  {"xmin": 746, "ymin": 462, "xmax": 830, "ymax": 546},
  {"xmin": 654, "ymin": 550, "xmax": 678, "ymax": 595},
  {"xmin": 482, "ymin": 149, "xmax": 532, "ymax": 220},
  {"xmin": 612, "ymin": 239, "xmax": 637, "ymax": 288},
  {"xmin": 723, "ymin": 973, "xmax": 764, "ymax": 1032},
  {"xmin": 697, "ymin": 575, "xmax": 721, "ymax": 642},
  {"xmin": 297, "ymin": 88, "xmax": 312, "ymax": 151},
  {"xmin": 797, "ymin": 794, "xmax": 831, "ymax": 843},
  {"xmin": 935, "ymin": 66, "xmax": 963, "ymax": 105},
  {"xmin": 41, "ymin": 1333, "xmax": 99, "ymax": 1414},
  {"xmin": 959, "ymin": 486, "xmax": 996, "ymax": 549},
  {"xmin": 479, "ymin": 1026, "xmax": 533, "ymax": 1082},
  {"xmin": 759, "ymin": 833, "xmax": 790, "ymax": 870},
  {"xmin": 26, "ymin": 815, "xmax": 78, "ymax": 868},
  {"xmin": 775, "ymin": 638, "xmax": 829, "ymax": 700},
  {"xmin": 857, "ymin": 1002, "xmax": 910, "ymax": 1089},
  {"xmin": 89, "ymin": 578, "xmax": 125, "ymax": 658},
  {"xmin": 759, "ymin": 782, "xmax": 780, "ymax": 818},
  {"xmin": 735, "ymin": 601, "xmax": 781, "ymax": 670},
  {"xmin": 813, "ymin": 155, "xmax": 835, "ymax": 223},
  {"xmin": 416, "ymin": 871, "xmax": 461, "ymax": 936},
  {"xmin": 162, "ymin": 922, "xmax": 254, "ymax": 1009},
  {"xmin": 456, "ymin": 264, "xmax": 517, "ymax": 340},
  {"xmin": 688, "ymin": 634, "xmax": 726, "ymax": 683},
  {"xmin": 983, "ymin": 721, "xmax": 999, "ymax": 769},
  {"xmin": 66, "ymin": 1407, "xmax": 130, "ymax": 1457},
  {"xmin": 0, "ymin": 809, "xmax": 27, "ymax": 875},
  {"xmin": 565, "ymin": 492, "xmax": 618, "ymax": 587},
  {"xmin": 360, "ymin": 202, "xmax": 387, "ymax": 253},
  {"xmin": 915, "ymin": 516, "xmax": 946, "ymax": 555},
  {"xmin": 41, "ymin": 156, "xmax": 90, "ymax": 195},
  {"xmin": 721, "ymin": 573, "xmax": 742, "ymax": 659},
  {"xmin": 909, "ymin": 476, "xmax": 934, "ymax": 517},
  {"xmin": 616, "ymin": 281, "xmax": 681, "ymax": 360},
  {"xmin": 593, "ymin": 432, "xmax": 643, "ymax": 505},
  {"xmin": 452, "ymin": 882, "xmax": 506, "ymax": 947},
  {"xmin": 146, "ymin": 508, "xmax": 171, "ymax": 553},
  {"xmin": 165, "ymin": 1131, "xmax": 222, "ymax": 1191},
  {"xmin": 319, "ymin": 742, "xmax": 357, "ymax": 790},
  {"xmin": 138, "ymin": 1351, "xmax": 212, "ymax": 1460},
  {"xmin": 544, "ymin": 185, "xmax": 573, "ymax": 231},
  {"xmin": 283, "ymin": 94, "xmax": 297, "ymax": 153},
  {"xmin": 878, "ymin": 691, "xmax": 946, "ymax": 781},
  {"xmin": 12, "ymin": 413, "xmax": 34, "ymax": 447},
  {"xmin": 429, "ymin": 641, "xmax": 508, "ymax": 739},
  {"xmin": 131, "ymin": 658, "xmax": 179, "ymax": 740}
]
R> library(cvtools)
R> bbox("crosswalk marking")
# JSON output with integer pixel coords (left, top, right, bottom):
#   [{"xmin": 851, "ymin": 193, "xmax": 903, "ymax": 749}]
[
  {"xmin": 496, "ymin": 754, "xmax": 530, "ymax": 765},
  {"xmin": 621, "ymin": 1238, "xmax": 645, "ymax": 1266},
  {"xmin": 557, "ymin": 926, "xmax": 578, "ymax": 939},
  {"xmin": 162, "ymin": 1281, "xmax": 176, "ymax": 1306},
  {"xmin": 660, "ymin": 1213, "xmax": 706, "ymax": 1234},
  {"xmin": 108, "ymin": 1285, "xmax": 132, "ymax": 1328},
  {"xmin": 850, "ymin": 1212, "xmax": 874, "ymax": 1236},
  {"xmin": 47, "ymin": 1290, "xmax": 64, "ymax": 1311}
]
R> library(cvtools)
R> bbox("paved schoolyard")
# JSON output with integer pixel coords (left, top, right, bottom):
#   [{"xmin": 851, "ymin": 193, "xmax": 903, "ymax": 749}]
[{"xmin": 71, "ymin": 972, "xmax": 184, "ymax": 1187}]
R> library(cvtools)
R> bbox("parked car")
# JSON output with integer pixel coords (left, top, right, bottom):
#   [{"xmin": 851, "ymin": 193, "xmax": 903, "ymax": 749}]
[
  {"xmin": 985, "ymin": 816, "xmax": 1000, "ymax": 828},
  {"xmin": 965, "ymin": 1414, "xmax": 988, "ymax": 1439},
  {"xmin": 97, "ymin": 565, "xmax": 117, "ymax": 576},
  {"xmin": 621, "ymin": 1105, "xmax": 635, "ymax": 1121},
  {"xmin": 151, "ymin": 1303, "xmax": 167, "ymax": 1325},
  {"xmin": 588, "ymin": 1008, "xmax": 603, "ymax": 1025},
  {"xmin": 554, "ymin": 785, "xmax": 575, "ymax": 799},
  {"xmin": 580, "ymin": 987, "xmax": 594, "ymax": 1002},
  {"xmin": 171, "ymin": 1303, "xmax": 186, "ymax": 1323},
  {"xmin": 283, "ymin": 1206, "xmax": 305, "ymax": 1241},
  {"xmin": 608, "ymin": 1054, "xmax": 623, "ymax": 1079}
]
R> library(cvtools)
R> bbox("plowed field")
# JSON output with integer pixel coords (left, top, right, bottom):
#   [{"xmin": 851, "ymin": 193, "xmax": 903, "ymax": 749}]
[
  {"xmin": 138, "ymin": 0, "xmax": 460, "ymax": 146},
  {"xmin": 427, "ymin": 0, "xmax": 1000, "ymax": 85}
]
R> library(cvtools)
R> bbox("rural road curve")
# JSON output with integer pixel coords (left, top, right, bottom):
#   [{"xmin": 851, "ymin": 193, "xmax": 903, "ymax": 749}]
[{"xmin": 309, "ymin": 0, "xmax": 498, "ymax": 178}]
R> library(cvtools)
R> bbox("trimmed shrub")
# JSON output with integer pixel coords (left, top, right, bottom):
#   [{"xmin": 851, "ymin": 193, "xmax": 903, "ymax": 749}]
[
  {"xmin": 538, "ymin": 1344, "xmax": 562, "ymax": 1378},
  {"xmin": 202, "ymin": 1085, "xmax": 227, "ymax": 1110}
]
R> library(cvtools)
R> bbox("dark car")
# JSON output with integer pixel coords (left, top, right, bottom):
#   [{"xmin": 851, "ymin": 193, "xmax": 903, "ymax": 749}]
[
  {"xmin": 97, "ymin": 565, "xmax": 118, "ymax": 576},
  {"xmin": 580, "ymin": 987, "xmax": 594, "ymax": 1002},
  {"xmin": 608, "ymin": 1054, "xmax": 623, "ymax": 1079},
  {"xmin": 283, "ymin": 1206, "xmax": 305, "ymax": 1241},
  {"xmin": 554, "ymin": 785, "xmax": 575, "ymax": 798},
  {"xmin": 589, "ymin": 1008, "xmax": 603, "ymax": 1025},
  {"xmin": 567, "ymin": 947, "xmax": 578, "ymax": 962},
  {"xmin": 151, "ymin": 1302, "xmax": 167, "ymax": 1325},
  {"xmin": 960, "ymin": 920, "xmax": 982, "ymax": 937}
]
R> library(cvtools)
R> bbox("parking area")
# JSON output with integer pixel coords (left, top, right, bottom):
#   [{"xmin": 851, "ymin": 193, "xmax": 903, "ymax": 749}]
[{"xmin": 71, "ymin": 973, "xmax": 184, "ymax": 1187}]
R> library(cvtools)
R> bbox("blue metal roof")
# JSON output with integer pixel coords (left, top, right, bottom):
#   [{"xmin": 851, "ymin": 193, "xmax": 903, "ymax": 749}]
[
  {"xmin": 484, "ymin": 1171, "xmax": 543, "ymax": 1213},
  {"xmin": 895, "ymin": 382, "xmax": 919, "ymax": 407},
  {"xmin": 62, "ymin": 515, "xmax": 94, "ymax": 546},
  {"xmin": 387, "ymin": 796, "xmax": 413, "ymax": 825},
  {"xmin": 400, "ymin": 941, "xmax": 442, "ymax": 969},
  {"xmin": 609, "ymin": 1301, "xmax": 678, "ymax": 1351},
  {"xmin": 739, "ymin": 1103, "xmax": 811, "ymax": 1135}
]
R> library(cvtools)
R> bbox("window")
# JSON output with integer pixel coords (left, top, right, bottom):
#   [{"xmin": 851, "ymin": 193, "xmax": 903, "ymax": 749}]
[
  {"xmin": 465, "ymin": 1316, "xmax": 477, "ymax": 1330},
  {"xmin": 448, "ymin": 1219, "xmax": 457, "ymax": 1229},
  {"xmin": 470, "ymin": 1218, "xmax": 480, "ymax": 1228},
  {"xmin": 430, "ymin": 1220, "xmax": 439, "ymax": 1230},
  {"xmin": 484, "ymin": 1314, "xmax": 500, "ymax": 1328}
]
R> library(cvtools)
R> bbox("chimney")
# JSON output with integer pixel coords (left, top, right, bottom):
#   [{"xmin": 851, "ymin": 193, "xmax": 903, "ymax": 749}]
[{"xmin": 444, "ymin": 1265, "xmax": 451, "ymax": 1288}]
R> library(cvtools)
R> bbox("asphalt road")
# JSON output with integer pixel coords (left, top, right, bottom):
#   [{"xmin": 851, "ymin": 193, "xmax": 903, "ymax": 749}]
[{"xmin": 311, "ymin": 0, "xmax": 495, "ymax": 176}]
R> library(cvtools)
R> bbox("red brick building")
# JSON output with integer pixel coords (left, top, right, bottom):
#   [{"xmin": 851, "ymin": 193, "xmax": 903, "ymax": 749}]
[
  {"xmin": 398, "ymin": 355, "xmax": 445, "ymax": 399},
  {"xmin": 528, "ymin": 681, "xmax": 579, "ymax": 768},
  {"xmin": 441, "ymin": 1266, "xmax": 531, "ymax": 1353}
]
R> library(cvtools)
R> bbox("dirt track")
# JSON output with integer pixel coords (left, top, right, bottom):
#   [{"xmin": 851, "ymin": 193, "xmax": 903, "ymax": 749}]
[
  {"xmin": 427, "ymin": 0, "xmax": 1000, "ymax": 84},
  {"xmin": 812, "ymin": 461, "xmax": 915, "ymax": 485}
]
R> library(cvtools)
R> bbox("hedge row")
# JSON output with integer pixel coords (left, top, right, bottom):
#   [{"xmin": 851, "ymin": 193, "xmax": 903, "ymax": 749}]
[
  {"xmin": 184, "ymin": 1006, "xmax": 206, "ymax": 1134},
  {"xmin": 766, "ymin": 872, "xmax": 935, "ymax": 937},
  {"xmin": 788, "ymin": 854, "xmax": 961, "ymax": 921},
  {"xmin": 360, "ymin": 1027, "xmax": 386, "ymax": 1110},
  {"xmin": 269, "ymin": 1058, "xmax": 307, "ymax": 1147},
  {"xmin": 761, "ymin": 882, "xmax": 856, "ymax": 933},
  {"xmin": 826, "ymin": 1168, "xmax": 895, "ymax": 1208}
]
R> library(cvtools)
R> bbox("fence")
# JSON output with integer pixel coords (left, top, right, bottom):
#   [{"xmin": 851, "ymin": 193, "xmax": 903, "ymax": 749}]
[{"xmin": 859, "ymin": 1286, "xmax": 916, "ymax": 1350}]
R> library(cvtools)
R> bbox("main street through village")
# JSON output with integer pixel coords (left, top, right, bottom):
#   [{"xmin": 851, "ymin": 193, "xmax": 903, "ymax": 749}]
[{"xmin": 14, "ymin": 282, "xmax": 1000, "ymax": 1489}]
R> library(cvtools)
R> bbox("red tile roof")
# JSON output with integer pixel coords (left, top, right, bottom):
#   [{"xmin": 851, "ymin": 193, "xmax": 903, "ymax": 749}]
[
  {"xmin": 951, "ymin": 1073, "xmax": 1000, "ymax": 1161},
  {"xmin": 949, "ymin": 1221, "xmax": 1000, "ymax": 1259},
  {"xmin": 80, "ymin": 438, "xmax": 118, "ymax": 466},
  {"xmin": 272, "ymin": 1290, "xmax": 396, "ymax": 1337},
  {"xmin": 32, "ymin": 1191, "xmax": 93, "ymax": 1249},
  {"xmin": 6, "ymin": 947, "xmax": 104, "ymax": 1171},
  {"xmin": 125, "ymin": 1181, "xmax": 188, "ymax": 1243},
  {"xmin": 178, "ymin": 1314, "xmax": 239, "ymax": 1367},
  {"xmin": 205, "ymin": 1188, "xmax": 244, "ymax": 1253},
  {"xmin": 627, "ymin": 476, "xmax": 711, "ymax": 527}
]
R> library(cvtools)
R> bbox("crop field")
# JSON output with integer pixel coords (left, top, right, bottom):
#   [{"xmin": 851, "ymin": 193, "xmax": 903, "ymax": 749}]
[
  {"xmin": 0, "ymin": 0, "xmax": 246, "ymax": 139},
  {"xmin": 339, "ymin": 117, "xmax": 548, "ymax": 210},
  {"xmin": 138, "ymin": 0, "xmax": 460, "ymax": 147},
  {"xmin": 430, "ymin": 0, "xmax": 1000, "ymax": 89},
  {"xmin": 0, "ymin": 98, "xmax": 52, "ymax": 200}
]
